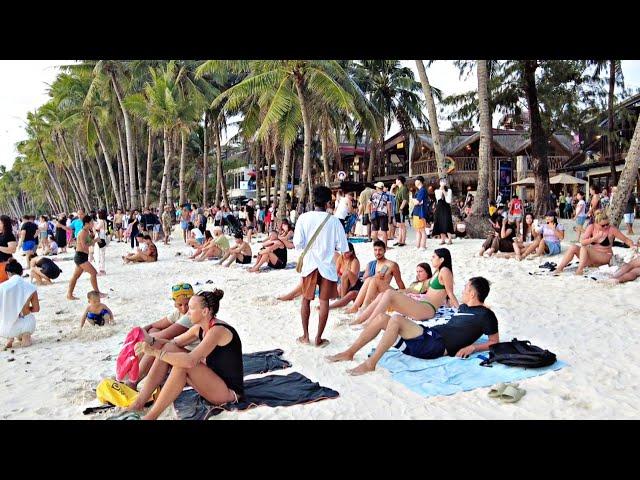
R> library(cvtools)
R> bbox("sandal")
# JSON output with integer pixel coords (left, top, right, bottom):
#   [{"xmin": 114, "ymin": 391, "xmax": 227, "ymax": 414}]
[
  {"xmin": 499, "ymin": 385, "xmax": 527, "ymax": 403},
  {"xmin": 488, "ymin": 383, "xmax": 509, "ymax": 398}
]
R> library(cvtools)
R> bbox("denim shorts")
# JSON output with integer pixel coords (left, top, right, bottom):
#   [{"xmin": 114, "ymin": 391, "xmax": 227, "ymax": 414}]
[
  {"xmin": 576, "ymin": 215, "xmax": 587, "ymax": 226},
  {"xmin": 545, "ymin": 240, "xmax": 561, "ymax": 256}
]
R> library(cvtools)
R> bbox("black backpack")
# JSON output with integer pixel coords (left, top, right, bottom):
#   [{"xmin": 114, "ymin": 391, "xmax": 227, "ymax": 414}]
[{"xmin": 479, "ymin": 338, "xmax": 557, "ymax": 369}]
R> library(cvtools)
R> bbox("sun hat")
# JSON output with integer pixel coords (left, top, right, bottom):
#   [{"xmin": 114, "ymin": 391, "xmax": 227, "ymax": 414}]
[{"xmin": 374, "ymin": 181, "xmax": 385, "ymax": 189}]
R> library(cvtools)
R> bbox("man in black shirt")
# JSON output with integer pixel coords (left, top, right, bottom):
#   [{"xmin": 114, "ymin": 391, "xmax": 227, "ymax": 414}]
[
  {"xmin": 327, "ymin": 276, "xmax": 500, "ymax": 375},
  {"xmin": 30, "ymin": 256, "xmax": 62, "ymax": 285},
  {"xmin": 19, "ymin": 215, "xmax": 38, "ymax": 265},
  {"xmin": 0, "ymin": 214, "xmax": 18, "ymax": 283},
  {"xmin": 245, "ymin": 199, "xmax": 256, "ymax": 243},
  {"xmin": 140, "ymin": 208, "xmax": 154, "ymax": 233}
]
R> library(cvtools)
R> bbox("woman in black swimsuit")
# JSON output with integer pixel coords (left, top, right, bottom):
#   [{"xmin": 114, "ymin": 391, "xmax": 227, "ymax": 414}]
[
  {"xmin": 67, "ymin": 216, "xmax": 104, "ymax": 300},
  {"xmin": 55, "ymin": 214, "xmax": 70, "ymax": 253},
  {"xmin": 130, "ymin": 289, "xmax": 243, "ymax": 419}
]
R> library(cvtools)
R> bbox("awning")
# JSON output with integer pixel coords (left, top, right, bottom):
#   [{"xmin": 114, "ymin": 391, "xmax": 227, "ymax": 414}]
[
  {"xmin": 549, "ymin": 173, "xmax": 587, "ymax": 185},
  {"xmin": 511, "ymin": 177, "xmax": 536, "ymax": 186}
]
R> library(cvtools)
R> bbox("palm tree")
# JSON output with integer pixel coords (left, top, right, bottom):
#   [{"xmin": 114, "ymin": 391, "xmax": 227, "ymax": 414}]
[
  {"xmin": 609, "ymin": 119, "xmax": 640, "ymax": 227},
  {"xmin": 474, "ymin": 60, "xmax": 491, "ymax": 217},
  {"xmin": 415, "ymin": 60, "xmax": 446, "ymax": 179}
]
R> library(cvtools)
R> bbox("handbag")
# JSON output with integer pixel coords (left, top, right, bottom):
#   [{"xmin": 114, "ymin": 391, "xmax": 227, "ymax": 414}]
[{"xmin": 296, "ymin": 213, "xmax": 332, "ymax": 274}]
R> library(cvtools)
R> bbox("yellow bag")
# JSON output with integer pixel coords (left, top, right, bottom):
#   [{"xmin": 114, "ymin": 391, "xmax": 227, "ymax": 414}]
[{"xmin": 96, "ymin": 378, "xmax": 139, "ymax": 407}]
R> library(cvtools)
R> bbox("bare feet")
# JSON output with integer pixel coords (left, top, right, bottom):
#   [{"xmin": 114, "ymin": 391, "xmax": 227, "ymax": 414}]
[
  {"xmin": 20, "ymin": 335, "xmax": 32, "ymax": 347},
  {"xmin": 5, "ymin": 338, "xmax": 14, "ymax": 349},
  {"xmin": 347, "ymin": 360, "xmax": 376, "ymax": 376},
  {"xmin": 296, "ymin": 336, "xmax": 310, "ymax": 345},
  {"xmin": 315, "ymin": 338, "xmax": 330, "ymax": 348},
  {"xmin": 344, "ymin": 305, "xmax": 359, "ymax": 315},
  {"xmin": 67, "ymin": 294, "xmax": 79, "ymax": 300},
  {"xmin": 326, "ymin": 351, "xmax": 354, "ymax": 363},
  {"xmin": 602, "ymin": 278, "xmax": 620, "ymax": 285}
]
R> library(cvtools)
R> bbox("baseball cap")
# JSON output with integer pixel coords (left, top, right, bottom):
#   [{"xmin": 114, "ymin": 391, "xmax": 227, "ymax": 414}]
[{"xmin": 374, "ymin": 181, "xmax": 384, "ymax": 189}]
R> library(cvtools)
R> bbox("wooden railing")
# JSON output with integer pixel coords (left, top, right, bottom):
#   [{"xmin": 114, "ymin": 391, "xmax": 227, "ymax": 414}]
[
  {"xmin": 525, "ymin": 156, "xmax": 569, "ymax": 171},
  {"xmin": 411, "ymin": 155, "xmax": 569, "ymax": 176}
]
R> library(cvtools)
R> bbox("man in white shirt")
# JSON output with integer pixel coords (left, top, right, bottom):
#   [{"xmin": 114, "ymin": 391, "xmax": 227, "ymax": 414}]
[{"xmin": 293, "ymin": 185, "xmax": 349, "ymax": 347}]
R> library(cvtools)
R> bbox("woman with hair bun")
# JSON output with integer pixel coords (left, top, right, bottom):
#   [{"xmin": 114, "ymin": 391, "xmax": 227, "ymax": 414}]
[{"xmin": 127, "ymin": 288, "xmax": 244, "ymax": 419}]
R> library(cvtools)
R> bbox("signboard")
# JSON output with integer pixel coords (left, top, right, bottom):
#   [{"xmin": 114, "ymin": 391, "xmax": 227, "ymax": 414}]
[{"xmin": 498, "ymin": 159, "xmax": 512, "ymax": 201}]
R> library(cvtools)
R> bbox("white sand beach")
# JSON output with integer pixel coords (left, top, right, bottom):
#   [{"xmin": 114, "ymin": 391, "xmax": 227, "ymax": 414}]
[{"xmin": 1, "ymin": 220, "xmax": 639, "ymax": 420}]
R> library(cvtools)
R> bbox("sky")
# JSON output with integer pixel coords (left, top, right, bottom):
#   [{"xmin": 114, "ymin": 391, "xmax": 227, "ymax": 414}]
[{"xmin": 2, "ymin": 60, "xmax": 640, "ymax": 170}]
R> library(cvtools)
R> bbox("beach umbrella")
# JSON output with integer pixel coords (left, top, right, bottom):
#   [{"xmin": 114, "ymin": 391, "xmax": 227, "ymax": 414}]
[
  {"xmin": 510, "ymin": 177, "xmax": 536, "ymax": 186},
  {"xmin": 549, "ymin": 173, "xmax": 586, "ymax": 185}
]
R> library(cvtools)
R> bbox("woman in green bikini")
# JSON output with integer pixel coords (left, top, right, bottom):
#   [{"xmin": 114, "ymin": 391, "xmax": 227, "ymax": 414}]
[{"xmin": 352, "ymin": 248, "xmax": 459, "ymax": 326}]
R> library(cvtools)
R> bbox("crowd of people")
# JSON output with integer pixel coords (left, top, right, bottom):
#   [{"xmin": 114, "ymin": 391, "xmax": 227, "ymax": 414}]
[{"xmin": 1, "ymin": 176, "xmax": 639, "ymax": 420}]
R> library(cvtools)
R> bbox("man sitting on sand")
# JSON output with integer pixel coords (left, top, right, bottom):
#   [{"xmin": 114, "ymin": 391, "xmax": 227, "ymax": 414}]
[
  {"xmin": 123, "ymin": 235, "xmax": 158, "ymax": 263},
  {"xmin": 326, "ymin": 277, "xmax": 499, "ymax": 376},
  {"xmin": 217, "ymin": 231, "xmax": 253, "ymax": 267},
  {"xmin": 193, "ymin": 227, "xmax": 229, "ymax": 262},
  {"xmin": 344, "ymin": 240, "xmax": 405, "ymax": 314},
  {"xmin": 248, "ymin": 231, "xmax": 288, "ymax": 272}
]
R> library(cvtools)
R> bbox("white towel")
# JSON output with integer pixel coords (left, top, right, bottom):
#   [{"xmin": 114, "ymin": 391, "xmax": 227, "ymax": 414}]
[{"xmin": 0, "ymin": 275, "xmax": 37, "ymax": 338}]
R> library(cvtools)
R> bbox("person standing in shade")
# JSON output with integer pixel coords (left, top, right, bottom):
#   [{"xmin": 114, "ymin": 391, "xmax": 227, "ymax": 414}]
[
  {"xmin": 369, "ymin": 182, "xmax": 392, "ymax": 247},
  {"xmin": 394, "ymin": 176, "xmax": 410, "ymax": 247},
  {"xmin": 358, "ymin": 185, "xmax": 374, "ymax": 239},
  {"xmin": 412, "ymin": 176, "xmax": 429, "ymax": 251},
  {"xmin": 293, "ymin": 185, "xmax": 349, "ymax": 347},
  {"xmin": 624, "ymin": 191, "xmax": 637, "ymax": 235},
  {"xmin": 161, "ymin": 205, "xmax": 173, "ymax": 245},
  {"xmin": 245, "ymin": 199, "xmax": 256, "ymax": 243},
  {"xmin": 432, "ymin": 179, "xmax": 454, "ymax": 245}
]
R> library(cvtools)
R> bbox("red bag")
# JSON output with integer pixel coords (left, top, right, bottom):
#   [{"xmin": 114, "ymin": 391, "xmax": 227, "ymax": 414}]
[{"xmin": 116, "ymin": 327, "xmax": 145, "ymax": 382}]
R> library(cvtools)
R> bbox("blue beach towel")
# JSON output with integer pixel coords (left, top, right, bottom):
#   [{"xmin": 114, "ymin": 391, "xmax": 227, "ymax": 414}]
[{"xmin": 375, "ymin": 306, "xmax": 566, "ymax": 397}]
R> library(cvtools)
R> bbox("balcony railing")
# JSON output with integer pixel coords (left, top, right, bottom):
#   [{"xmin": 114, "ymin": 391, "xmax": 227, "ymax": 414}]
[
  {"xmin": 412, "ymin": 155, "xmax": 570, "ymax": 175},
  {"xmin": 525, "ymin": 156, "xmax": 568, "ymax": 172}
]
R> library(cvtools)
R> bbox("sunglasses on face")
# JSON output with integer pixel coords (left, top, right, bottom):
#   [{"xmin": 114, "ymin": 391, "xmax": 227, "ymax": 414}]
[{"xmin": 600, "ymin": 223, "xmax": 610, "ymax": 227}]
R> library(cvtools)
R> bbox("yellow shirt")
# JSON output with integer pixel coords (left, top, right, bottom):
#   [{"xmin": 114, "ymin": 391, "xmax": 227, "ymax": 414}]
[{"xmin": 489, "ymin": 206, "xmax": 497, "ymax": 216}]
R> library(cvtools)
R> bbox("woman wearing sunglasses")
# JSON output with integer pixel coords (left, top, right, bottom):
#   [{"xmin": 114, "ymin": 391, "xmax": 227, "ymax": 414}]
[{"xmin": 555, "ymin": 210, "xmax": 636, "ymax": 275}]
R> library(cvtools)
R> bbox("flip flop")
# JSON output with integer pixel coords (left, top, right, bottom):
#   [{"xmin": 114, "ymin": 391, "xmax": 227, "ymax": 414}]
[
  {"xmin": 499, "ymin": 385, "xmax": 526, "ymax": 403},
  {"xmin": 108, "ymin": 411, "xmax": 141, "ymax": 420},
  {"xmin": 487, "ymin": 382, "xmax": 509, "ymax": 398}
]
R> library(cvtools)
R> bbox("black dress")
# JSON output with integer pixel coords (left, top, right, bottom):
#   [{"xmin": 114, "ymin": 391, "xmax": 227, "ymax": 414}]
[
  {"xmin": 432, "ymin": 191, "xmax": 454, "ymax": 235},
  {"xmin": 55, "ymin": 217, "xmax": 67, "ymax": 248}
]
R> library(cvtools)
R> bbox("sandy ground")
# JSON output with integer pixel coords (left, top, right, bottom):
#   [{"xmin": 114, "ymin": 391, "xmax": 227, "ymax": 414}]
[{"xmin": 1, "ymin": 218, "xmax": 639, "ymax": 420}]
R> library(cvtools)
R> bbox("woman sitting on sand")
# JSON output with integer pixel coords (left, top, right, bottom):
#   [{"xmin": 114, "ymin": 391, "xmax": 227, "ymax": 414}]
[
  {"xmin": 345, "ymin": 262, "xmax": 433, "ymax": 319},
  {"xmin": 127, "ymin": 283, "xmax": 196, "ymax": 389},
  {"xmin": 123, "ymin": 235, "xmax": 158, "ymax": 264},
  {"xmin": 0, "ymin": 259, "xmax": 39, "ymax": 348},
  {"xmin": 278, "ymin": 219, "xmax": 295, "ymax": 248},
  {"xmin": 478, "ymin": 213, "xmax": 503, "ymax": 257},
  {"xmin": 189, "ymin": 230, "xmax": 214, "ymax": 259},
  {"xmin": 351, "ymin": 248, "xmax": 459, "ymax": 326},
  {"xmin": 519, "ymin": 212, "xmax": 565, "ymax": 259},
  {"xmin": 248, "ymin": 231, "xmax": 288, "ymax": 272},
  {"xmin": 193, "ymin": 227, "xmax": 229, "ymax": 262},
  {"xmin": 554, "ymin": 210, "xmax": 636, "ymax": 275},
  {"xmin": 126, "ymin": 289, "xmax": 244, "ymax": 420},
  {"xmin": 497, "ymin": 213, "xmax": 539, "ymax": 260}
]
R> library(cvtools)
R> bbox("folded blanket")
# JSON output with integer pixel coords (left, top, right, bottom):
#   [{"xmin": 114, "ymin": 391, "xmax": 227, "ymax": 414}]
[
  {"xmin": 376, "ymin": 349, "xmax": 566, "ymax": 398},
  {"xmin": 242, "ymin": 348, "xmax": 292, "ymax": 375},
  {"xmin": 173, "ymin": 372, "xmax": 339, "ymax": 420}
]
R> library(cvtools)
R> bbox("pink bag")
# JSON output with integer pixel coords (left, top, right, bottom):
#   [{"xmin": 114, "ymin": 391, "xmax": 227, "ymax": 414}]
[{"xmin": 116, "ymin": 327, "xmax": 145, "ymax": 382}]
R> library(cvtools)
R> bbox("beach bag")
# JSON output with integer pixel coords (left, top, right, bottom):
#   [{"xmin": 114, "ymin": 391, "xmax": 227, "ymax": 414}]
[
  {"xmin": 480, "ymin": 338, "xmax": 556, "ymax": 369},
  {"xmin": 96, "ymin": 378, "xmax": 140, "ymax": 407},
  {"xmin": 116, "ymin": 327, "xmax": 145, "ymax": 382},
  {"xmin": 296, "ymin": 213, "xmax": 331, "ymax": 274}
]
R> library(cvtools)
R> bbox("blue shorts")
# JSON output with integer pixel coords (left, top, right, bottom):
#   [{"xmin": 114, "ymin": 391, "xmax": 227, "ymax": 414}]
[
  {"xmin": 545, "ymin": 240, "xmax": 561, "ymax": 256},
  {"xmin": 576, "ymin": 215, "xmax": 587, "ymax": 226},
  {"xmin": 180, "ymin": 220, "xmax": 189, "ymax": 230},
  {"xmin": 393, "ymin": 326, "xmax": 446, "ymax": 360},
  {"xmin": 196, "ymin": 237, "xmax": 204, "ymax": 245},
  {"xmin": 153, "ymin": 224, "xmax": 161, "ymax": 233},
  {"xmin": 23, "ymin": 240, "xmax": 36, "ymax": 252}
]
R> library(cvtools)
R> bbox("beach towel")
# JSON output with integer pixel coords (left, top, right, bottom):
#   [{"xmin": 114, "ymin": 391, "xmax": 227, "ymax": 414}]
[
  {"xmin": 85, "ymin": 348, "xmax": 293, "ymax": 415},
  {"xmin": 375, "ymin": 305, "xmax": 566, "ymax": 397},
  {"xmin": 173, "ymin": 372, "xmax": 339, "ymax": 420},
  {"xmin": 0, "ymin": 275, "xmax": 37, "ymax": 338},
  {"xmin": 116, "ymin": 327, "xmax": 145, "ymax": 382}
]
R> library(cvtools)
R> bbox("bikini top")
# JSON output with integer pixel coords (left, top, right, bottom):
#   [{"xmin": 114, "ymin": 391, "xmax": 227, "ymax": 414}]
[
  {"xmin": 599, "ymin": 236, "xmax": 611, "ymax": 247},
  {"xmin": 408, "ymin": 281, "xmax": 427, "ymax": 293},
  {"xmin": 429, "ymin": 271, "xmax": 446, "ymax": 290}
]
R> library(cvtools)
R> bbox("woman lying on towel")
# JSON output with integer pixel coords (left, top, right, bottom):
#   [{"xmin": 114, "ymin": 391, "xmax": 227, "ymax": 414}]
[
  {"xmin": 127, "ymin": 289, "xmax": 244, "ymax": 419},
  {"xmin": 350, "ymin": 248, "xmax": 459, "ymax": 326},
  {"xmin": 1, "ymin": 259, "xmax": 40, "ymax": 348},
  {"xmin": 327, "ymin": 277, "xmax": 499, "ymax": 376},
  {"xmin": 554, "ymin": 210, "xmax": 636, "ymax": 275}
]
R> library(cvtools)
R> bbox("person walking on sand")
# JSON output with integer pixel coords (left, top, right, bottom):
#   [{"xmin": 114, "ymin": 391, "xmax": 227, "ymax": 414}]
[
  {"xmin": 293, "ymin": 185, "xmax": 349, "ymax": 347},
  {"xmin": 67, "ymin": 216, "xmax": 105, "ymax": 300}
]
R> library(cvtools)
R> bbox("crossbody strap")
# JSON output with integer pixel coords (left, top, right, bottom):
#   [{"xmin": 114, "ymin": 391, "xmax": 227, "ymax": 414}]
[{"xmin": 299, "ymin": 213, "xmax": 332, "ymax": 262}]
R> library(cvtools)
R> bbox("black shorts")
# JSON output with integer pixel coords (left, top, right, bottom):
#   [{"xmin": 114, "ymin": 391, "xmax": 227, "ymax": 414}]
[
  {"xmin": 371, "ymin": 214, "xmax": 389, "ymax": 232},
  {"xmin": 236, "ymin": 255, "xmax": 252, "ymax": 265},
  {"xmin": 394, "ymin": 327, "xmax": 446, "ymax": 359},
  {"xmin": 74, "ymin": 251, "xmax": 89, "ymax": 266},
  {"xmin": 348, "ymin": 278, "xmax": 364, "ymax": 292},
  {"xmin": 395, "ymin": 210, "xmax": 409, "ymax": 223},
  {"xmin": 115, "ymin": 223, "xmax": 123, "ymax": 231},
  {"xmin": 268, "ymin": 258, "xmax": 286, "ymax": 270}
]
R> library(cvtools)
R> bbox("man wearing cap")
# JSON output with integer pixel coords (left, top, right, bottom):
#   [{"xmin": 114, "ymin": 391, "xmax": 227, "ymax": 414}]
[{"xmin": 368, "ymin": 182, "xmax": 392, "ymax": 247}]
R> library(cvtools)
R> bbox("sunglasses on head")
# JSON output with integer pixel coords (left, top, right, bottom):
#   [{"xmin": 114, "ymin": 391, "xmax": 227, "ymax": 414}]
[{"xmin": 172, "ymin": 283, "xmax": 193, "ymax": 292}]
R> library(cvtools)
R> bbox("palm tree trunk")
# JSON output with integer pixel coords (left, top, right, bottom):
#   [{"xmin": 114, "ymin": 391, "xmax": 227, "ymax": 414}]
[
  {"xmin": 294, "ymin": 76, "xmax": 312, "ymax": 213},
  {"xmin": 158, "ymin": 127, "xmax": 172, "ymax": 212},
  {"xmin": 179, "ymin": 129, "xmax": 187, "ymax": 205},
  {"xmin": 254, "ymin": 147, "xmax": 261, "ymax": 206},
  {"xmin": 609, "ymin": 117, "xmax": 640, "ymax": 227},
  {"xmin": 60, "ymin": 134, "xmax": 91, "ymax": 208},
  {"xmin": 115, "ymin": 115, "xmax": 130, "ymax": 209},
  {"xmin": 321, "ymin": 127, "xmax": 331, "ymax": 186},
  {"xmin": 608, "ymin": 60, "xmax": 618, "ymax": 185},
  {"xmin": 273, "ymin": 147, "xmax": 280, "ymax": 208},
  {"xmin": 95, "ymin": 153, "xmax": 111, "ymax": 211},
  {"xmin": 37, "ymin": 139, "xmax": 68, "ymax": 211},
  {"xmin": 202, "ymin": 114, "xmax": 209, "ymax": 206},
  {"xmin": 473, "ymin": 60, "xmax": 491, "ymax": 217},
  {"xmin": 93, "ymin": 117, "xmax": 124, "ymax": 209},
  {"xmin": 335, "ymin": 128, "xmax": 343, "ymax": 172},
  {"xmin": 135, "ymin": 131, "xmax": 144, "ymax": 208},
  {"xmin": 145, "ymin": 127, "xmax": 154, "ymax": 209},
  {"xmin": 366, "ymin": 139, "xmax": 376, "ymax": 183},
  {"xmin": 214, "ymin": 120, "xmax": 230, "ymax": 207},
  {"xmin": 277, "ymin": 144, "xmax": 292, "ymax": 222},
  {"xmin": 111, "ymin": 72, "xmax": 138, "ymax": 207},
  {"xmin": 266, "ymin": 149, "xmax": 272, "ymax": 207},
  {"xmin": 523, "ymin": 60, "xmax": 551, "ymax": 217},
  {"xmin": 415, "ymin": 60, "xmax": 446, "ymax": 178},
  {"xmin": 116, "ymin": 152, "xmax": 126, "ymax": 209}
]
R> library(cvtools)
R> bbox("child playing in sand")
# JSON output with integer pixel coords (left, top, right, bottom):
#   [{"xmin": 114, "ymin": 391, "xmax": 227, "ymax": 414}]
[{"xmin": 80, "ymin": 291, "xmax": 114, "ymax": 328}]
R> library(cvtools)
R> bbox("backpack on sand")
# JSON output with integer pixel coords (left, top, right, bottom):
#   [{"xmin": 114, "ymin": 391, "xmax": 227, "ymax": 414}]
[{"xmin": 479, "ymin": 338, "xmax": 557, "ymax": 369}]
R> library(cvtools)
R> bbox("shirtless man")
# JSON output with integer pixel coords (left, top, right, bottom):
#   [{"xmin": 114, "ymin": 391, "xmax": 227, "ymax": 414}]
[
  {"xmin": 218, "ymin": 231, "xmax": 253, "ymax": 267},
  {"xmin": 114, "ymin": 209, "xmax": 124, "ymax": 242},
  {"xmin": 344, "ymin": 240, "xmax": 405, "ymax": 314}
]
